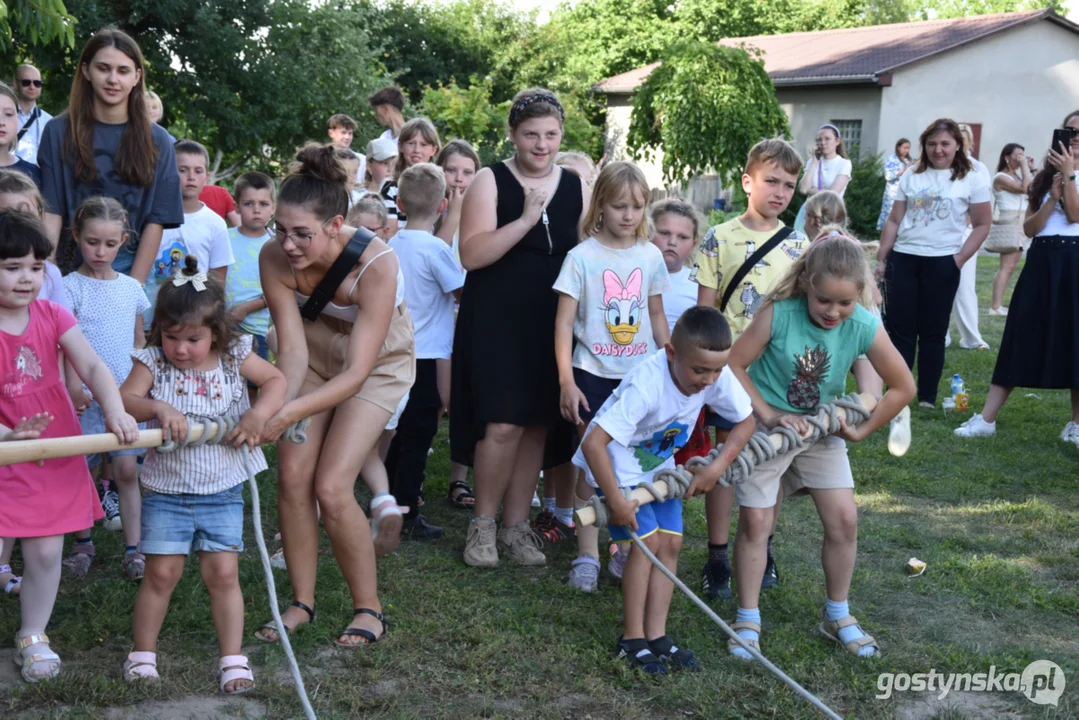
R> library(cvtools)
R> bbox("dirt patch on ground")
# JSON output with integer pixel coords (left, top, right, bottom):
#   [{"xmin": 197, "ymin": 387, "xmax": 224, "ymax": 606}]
[{"xmin": 894, "ymin": 691, "xmax": 1027, "ymax": 719}]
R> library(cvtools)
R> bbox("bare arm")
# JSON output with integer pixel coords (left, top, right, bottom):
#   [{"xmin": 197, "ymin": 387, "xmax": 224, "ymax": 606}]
[
  {"xmin": 956, "ymin": 202, "xmax": 992, "ymax": 266},
  {"xmin": 875, "ymin": 199, "xmax": 905, "ymax": 280},
  {"xmin": 827, "ymin": 174, "xmax": 850, "ymax": 195},
  {"xmin": 555, "ymin": 293, "xmax": 586, "ymax": 426},
  {"xmin": 134, "ymin": 315, "xmax": 145, "ymax": 350},
  {"xmin": 581, "ymin": 426, "xmax": 639, "ymax": 530},
  {"xmin": 846, "ymin": 325, "xmax": 916, "ymax": 441},
  {"xmin": 119, "ymin": 362, "xmax": 164, "ymax": 423},
  {"xmin": 60, "ymin": 325, "xmax": 138, "ymax": 443},
  {"xmin": 993, "ymin": 174, "xmax": 1026, "ymax": 195},
  {"xmin": 1063, "ymin": 173, "xmax": 1079, "ymax": 224},
  {"xmin": 226, "ymin": 209, "xmax": 242, "ymax": 228},
  {"xmin": 264, "ymin": 247, "xmax": 400, "ymax": 439},
  {"xmin": 697, "ymin": 283, "xmax": 717, "ymax": 309},
  {"xmin": 648, "ymin": 294, "xmax": 670, "ymax": 347},
  {"xmin": 260, "ymin": 242, "xmax": 309, "ymax": 404},
  {"xmin": 210, "ymin": 266, "xmax": 228, "ymax": 284},
  {"xmin": 130, "ymin": 223, "xmax": 164, "ymax": 285},
  {"xmin": 727, "ymin": 304, "xmax": 780, "ymax": 427},
  {"xmin": 799, "ymin": 158, "xmax": 818, "ymax": 194},
  {"xmin": 435, "ymin": 187, "xmax": 463, "ymax": 246},
  {"xmin": 459, "ymin": 168, "xmax": 543, "ymax": 271}
]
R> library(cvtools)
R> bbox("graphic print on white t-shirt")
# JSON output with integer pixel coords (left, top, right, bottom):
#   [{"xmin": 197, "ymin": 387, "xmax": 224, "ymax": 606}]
[{"xmin": 571, "ymin": 351, "xmax": 752, "ymax": 488}]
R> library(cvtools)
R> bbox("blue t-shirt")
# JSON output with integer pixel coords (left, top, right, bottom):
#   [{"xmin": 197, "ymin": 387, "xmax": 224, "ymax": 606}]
[
  {"xmin": 749, "ymin": 297, "xmax": 878, "ymax": 413},
  {"xmin": 1, "ymin": 158, "xmax": 42, "ymax": 189},
  {"xmin": 38, "ymin": 114, "xmax": 184, "ymax": 274},
  {"xmin": 225, "ymin": 227, "xmax": 273, "ymax": 336}
]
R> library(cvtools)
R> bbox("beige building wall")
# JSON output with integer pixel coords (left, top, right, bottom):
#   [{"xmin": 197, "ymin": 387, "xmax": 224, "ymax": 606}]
[
  {"xmin": 776, "ymin": 86, "xmax": 883, "ymax": 158},
  {"xmin": 604, "ymin": 94, "xmax": 668, "ymax": 189},
  {"xmin": 879, "ymin": 21, "xmax": 1079, "ymax": 165}
]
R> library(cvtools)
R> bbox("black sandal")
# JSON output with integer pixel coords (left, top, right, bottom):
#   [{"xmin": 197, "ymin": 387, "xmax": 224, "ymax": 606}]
[
  {"xmin": 334, "ymin": 608, "xmax": 388, "ymax": 648},
  {"xmin": 446, "ymin": 480, "xmax": 475, "ymax": 509},
  {"xmin": 255, "ymin": 600, "xmax": 315, "ymax": 643}
]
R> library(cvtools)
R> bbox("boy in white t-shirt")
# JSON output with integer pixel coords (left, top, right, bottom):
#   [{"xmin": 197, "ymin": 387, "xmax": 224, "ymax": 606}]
[
  {"xmin": 144, "ymin": 139, "xmax": 233, "ymax": 320},
  {"xmin": 574, "ymin": 306, "xmax": 754, "ymax": 674},
  {"xmin": 386, "ymin": 163, "xmax": 464, "ymax": 540}
]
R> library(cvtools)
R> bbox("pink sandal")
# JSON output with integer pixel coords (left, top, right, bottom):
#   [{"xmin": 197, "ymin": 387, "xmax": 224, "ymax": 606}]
[
  {"xmin": 122, "ymin": 651, "xmax": 159, "ymax": 682},
  {"xmin": 219, "ymin": 655, "xmax": 254, "ymax": 695}
]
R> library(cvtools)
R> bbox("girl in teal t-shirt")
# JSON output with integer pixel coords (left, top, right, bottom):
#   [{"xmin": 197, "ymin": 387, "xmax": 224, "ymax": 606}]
[{"xmin": 726, "ymin": 234, "xmax": 915, "ymax": 661}]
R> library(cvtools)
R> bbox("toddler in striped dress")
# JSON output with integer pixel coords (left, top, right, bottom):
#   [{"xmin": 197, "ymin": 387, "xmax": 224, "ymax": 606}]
[{"xmin": 118, "ymin": 256, "xmax": 286, "ymax": 694}]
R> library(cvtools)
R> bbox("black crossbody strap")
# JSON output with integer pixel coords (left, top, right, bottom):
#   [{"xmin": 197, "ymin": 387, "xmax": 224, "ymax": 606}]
[
  {"xmin": 300, "ymin": 226, "xmax": 376, "ymax": 321},
  {"xmin": 720, "ymin": 226, "xmax": 795, "ymax": 313},
  {"xmin": 16, "ymin": 107, "xmax": 39, "ymax": 142}
]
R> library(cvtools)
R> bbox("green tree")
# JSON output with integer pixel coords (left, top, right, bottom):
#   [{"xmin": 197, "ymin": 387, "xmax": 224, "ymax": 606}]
[
  {"xmin": 628, "ymin": 40, "xmax": 789, "ymax": 185},
  {"xmin": 22, "ymin": 0, "xmax": 390, "ymax": 180},
  {"xmin": 909, "ymin": 0, "xmax": 1063, "ymax": 17},
  {"xmin": 2, "ymin": 0, "xmax": 75, "ymax": 50}
]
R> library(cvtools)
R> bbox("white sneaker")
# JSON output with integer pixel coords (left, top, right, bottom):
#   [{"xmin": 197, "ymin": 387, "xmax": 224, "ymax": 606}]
[
  {"xmin": 888, "ymin": 406, "xmax": 911, "ymax": 457},
  {"xmin": 1060, "ymin": 422, "xmax": 1079, "ymax": 444},
  {"xmin": 988, "ymin": 306, "xmax": 1008, "ymax": 316},
  {"xmin": 954, "ymin": 414, "xmax": 996, "ymax": 437}
]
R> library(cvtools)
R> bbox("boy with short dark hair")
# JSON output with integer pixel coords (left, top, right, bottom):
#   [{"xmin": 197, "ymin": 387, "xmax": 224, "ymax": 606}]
[
  {"xmin": 225, "ymin": 171, "xmax": 275, "ymax": 369},
  {"xmin": 574, "ymin": 306, "xmax": 754, "ymax": 674},
  {"xmin": 367, "ymin": 86, "xmax": 406, "ymax": 144},
  {"xmin": 144, "ymin": 139, "xmax": 233, "ymax": 318},
  {"xmin": 693, "ymin": 138, "xmax": 806, "ymax": 600},
  {"xmin": 385, "ymin": 163, "xmax": 464, "ymax": 540},
  {"xmin": 328, "ymin": 113, "xmax": 365, "ymax": 189}
]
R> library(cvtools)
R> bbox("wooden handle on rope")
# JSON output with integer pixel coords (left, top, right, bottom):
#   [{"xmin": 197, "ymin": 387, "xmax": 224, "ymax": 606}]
[
  {"xmin": 0, "ymin": 422, "xmax": 231, "ymax": 466},
  {"xmin": 574, "ymin": 393, "xmax": 879, "ymax": 528}
]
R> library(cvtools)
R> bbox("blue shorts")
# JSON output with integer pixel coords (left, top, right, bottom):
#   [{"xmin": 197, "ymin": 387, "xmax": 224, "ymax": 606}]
[
  {"xmin": 139, "ymin": 484, "xmax": 245, "ymax": 555},
  {"xmin": 597, "ymin": 486, "xmax": 683, "ymax": 544},
  {"xmin": 81, "ymin": 401, "xmax": 144, "ymax": 468},
  {"xmin": 704, "ymin": 409, "xmax": 735, "ymax": 431},
  {"xmin": 573, "ymin": 367, "xmax": 621, "ymax": 424},
  {"xmin": 247, "ymin": 334, "xmax": 268, "ymax": 388}
]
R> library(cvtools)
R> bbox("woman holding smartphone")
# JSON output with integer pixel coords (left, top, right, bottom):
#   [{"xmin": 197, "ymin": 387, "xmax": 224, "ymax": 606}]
[
  {"xmin": 796, "ymin": 124, "xmax": 852, "ymax": 232},
  {"xmin": 957, "ymin": 111, "xmax": 1079, "ymax": 442}
]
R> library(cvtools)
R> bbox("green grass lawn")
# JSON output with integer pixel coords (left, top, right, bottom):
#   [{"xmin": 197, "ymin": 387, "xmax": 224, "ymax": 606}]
[{"xmin": 2, "ymin": 259, "xmax": 1077, "ymax": 719}]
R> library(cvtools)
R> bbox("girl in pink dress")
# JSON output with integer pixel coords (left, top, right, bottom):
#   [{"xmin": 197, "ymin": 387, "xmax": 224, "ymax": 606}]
[{"xmin": 0, "ymin": 210, "xmax": 139, "ymax": 683}]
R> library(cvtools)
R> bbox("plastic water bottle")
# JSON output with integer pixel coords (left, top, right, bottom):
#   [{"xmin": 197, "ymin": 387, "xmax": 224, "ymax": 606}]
[{"xmin": 951, "ymin": 374, "xmax": 969, "ymax": 412}]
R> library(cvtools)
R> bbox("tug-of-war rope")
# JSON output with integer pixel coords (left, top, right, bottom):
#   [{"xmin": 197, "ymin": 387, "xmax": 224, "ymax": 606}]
[
  {"xmin": 0, "ymin": 417, "xmax": 318, "ymax": 720},
  {"xmin": 576, "ymin": 392, "xmax": 876, "ymax": 720},
  {"xmin": 0, "ymin": 393, "xmax": 876, "ymax": 720}
]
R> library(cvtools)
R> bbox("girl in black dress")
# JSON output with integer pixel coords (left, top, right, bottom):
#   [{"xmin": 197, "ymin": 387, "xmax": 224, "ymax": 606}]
[{"xmin": 453, "ymin": 89, "xmax": 589, "ymax": 567}]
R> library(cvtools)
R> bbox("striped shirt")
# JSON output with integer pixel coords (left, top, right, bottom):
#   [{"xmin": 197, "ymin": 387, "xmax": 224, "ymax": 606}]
[{"xmin": 133, "ymin": 335, "xmax": 266, "ymax": 495}]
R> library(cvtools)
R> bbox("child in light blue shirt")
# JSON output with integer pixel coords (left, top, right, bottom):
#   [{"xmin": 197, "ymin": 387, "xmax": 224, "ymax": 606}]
[{"xmin": 225, "ymin": 172, "xmax": 275, "ymax": 368}]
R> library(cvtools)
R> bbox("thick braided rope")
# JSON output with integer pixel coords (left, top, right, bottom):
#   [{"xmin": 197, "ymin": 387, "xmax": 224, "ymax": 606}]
[{"xmin": 159, "ymin": 416, "xmax": 317, "ymax": 720}]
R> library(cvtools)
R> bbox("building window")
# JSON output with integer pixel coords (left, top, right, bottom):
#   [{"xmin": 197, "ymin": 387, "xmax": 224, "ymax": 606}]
[{"xmin": 830, "ymin": 119, "xmax": 863, "ymax": 155}]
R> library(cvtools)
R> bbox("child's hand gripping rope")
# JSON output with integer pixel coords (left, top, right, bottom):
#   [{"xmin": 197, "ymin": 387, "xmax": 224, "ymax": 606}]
[{"xmin": 574, "ymin": 392, "xmax": 878, "ymax": 529}]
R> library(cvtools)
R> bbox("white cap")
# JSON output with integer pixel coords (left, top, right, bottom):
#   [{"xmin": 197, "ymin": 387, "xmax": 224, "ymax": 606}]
[{"xmin": 367, "ymin": 136, "xmax": 398, "ymax": 162}]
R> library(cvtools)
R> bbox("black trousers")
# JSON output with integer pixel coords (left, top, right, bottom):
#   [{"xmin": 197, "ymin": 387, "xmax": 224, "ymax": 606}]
[
  {"xmin": 882, "ymin": 251, "xmax": 961, "ymax": 403},
  {"xmin": 386, "ymin": 358, "xmax": 441, "ymax": 518}
]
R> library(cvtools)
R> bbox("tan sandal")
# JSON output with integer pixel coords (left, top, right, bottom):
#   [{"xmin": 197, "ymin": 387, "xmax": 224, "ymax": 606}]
[
  {"xmin": 727, "ymin": 620, "xmax": 761, "ymax": 661},
  {"xmin": 13, "ymin": 632, "xmax": 61, "ymax": 683},
  {"xmin": 817, "ymin": 608, "xmax": 880, "ymax": 656}
]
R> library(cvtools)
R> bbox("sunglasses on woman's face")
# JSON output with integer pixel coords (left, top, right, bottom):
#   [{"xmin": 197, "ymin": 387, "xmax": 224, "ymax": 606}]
[{"xmin": 19, "ymin": 80, "xmax": 42, "ymax": 88}]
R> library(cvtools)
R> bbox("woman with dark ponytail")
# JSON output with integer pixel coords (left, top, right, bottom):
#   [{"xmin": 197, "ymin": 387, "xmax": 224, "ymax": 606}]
[
  {"xmin": 254, "ymin": 143, "xmax": 414, "ymax": 647},
  {"xmin": 957, "ymin": 111, "xmax": 1079, "ymax": 442},
  {"xmin": 38, "ymin": 28, "xmax": 183, "ymax": 278}
]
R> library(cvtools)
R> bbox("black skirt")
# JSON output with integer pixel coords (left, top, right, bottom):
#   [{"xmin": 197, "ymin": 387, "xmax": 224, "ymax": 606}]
[{"xmin": 992, "ymin": 235, "xmax": 1079, "ymax": 389}]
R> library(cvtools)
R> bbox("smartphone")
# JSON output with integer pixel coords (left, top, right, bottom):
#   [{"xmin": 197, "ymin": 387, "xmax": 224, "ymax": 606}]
[{"xmin": 1052, "ymin": 127, "xmax": 1077, "ymax": 153}]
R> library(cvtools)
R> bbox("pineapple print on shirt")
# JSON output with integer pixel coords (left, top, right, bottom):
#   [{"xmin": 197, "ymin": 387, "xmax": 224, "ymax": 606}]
[{"xmin": 787, "ymin": 344, "xmax": 831, "ymax": 409}]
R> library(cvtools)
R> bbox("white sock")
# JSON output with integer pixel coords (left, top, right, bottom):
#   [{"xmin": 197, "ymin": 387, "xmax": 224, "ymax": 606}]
[
  {"xmin": 554, "ymin": 506, "xmax": 574, "ymax": 527},
  {"xmin": 730, "ymin": 607, "xmax": 760, "ymax": 661},
  {"xmin": 825, "ymin": 598, "xmax": 876, "ymax": 657},
  {"xmin": 543, "ymin": 497, "xmax": 556, "ymax": 514}
]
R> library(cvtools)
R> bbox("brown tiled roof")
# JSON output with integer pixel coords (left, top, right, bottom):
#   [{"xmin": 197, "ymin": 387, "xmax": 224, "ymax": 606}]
[{"xmin": 595, "ymin": 9, "xmax": 1072, "ymax": 92}]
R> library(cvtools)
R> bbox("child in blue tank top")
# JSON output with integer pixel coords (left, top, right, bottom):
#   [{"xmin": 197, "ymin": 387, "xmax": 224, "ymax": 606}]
[{"xmin": 725, "ymin": 234, "xmax": 915, "ymax": 661}]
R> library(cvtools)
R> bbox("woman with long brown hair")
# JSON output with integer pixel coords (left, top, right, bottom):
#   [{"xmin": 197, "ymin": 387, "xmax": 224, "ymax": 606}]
[{"xmin": 38, "ymin": 28, "xmax": 183, "ymax": 279}]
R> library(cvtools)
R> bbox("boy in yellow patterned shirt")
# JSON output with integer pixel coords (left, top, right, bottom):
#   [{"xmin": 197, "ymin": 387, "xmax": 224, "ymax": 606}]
[{"xmin": 693, "ymin": 138, "xmax": 806, "ymax": 600}]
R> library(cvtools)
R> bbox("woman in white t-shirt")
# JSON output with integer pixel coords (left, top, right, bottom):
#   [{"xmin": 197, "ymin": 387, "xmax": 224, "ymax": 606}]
[
  {"xmin": 986, "ymin": 143, "xmax": 1032, "ymax": 314},
  {"xmin": 957, "ymin": 111, "xmax": 1079, "ymax": 442},
  {"xmin": 796, "ymin": 124, "xmax": 852, "ymax": 233},
  {"xmin": 877, "ymin": 118, "xmax": 992, "ymax": 408}
]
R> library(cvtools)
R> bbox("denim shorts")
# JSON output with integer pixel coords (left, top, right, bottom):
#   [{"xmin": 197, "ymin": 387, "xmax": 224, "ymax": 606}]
[
  {"xmin": 81, "ymin": 401, "xmax": 144, "ymax": 468},
  {"xmin": 139, "ymin": 483, "xmax": 245, "ymax": 555},
  {"xmin": 597, "ymin": 486, "xmax": 683, "ymax": 544}
]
